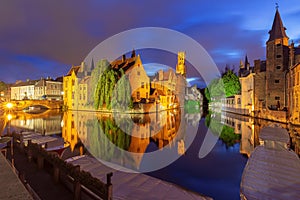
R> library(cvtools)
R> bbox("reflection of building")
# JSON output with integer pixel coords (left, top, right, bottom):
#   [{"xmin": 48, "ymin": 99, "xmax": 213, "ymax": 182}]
[
  {"xmin": 9, "ymin": 112, "xmax": 62, "ymax": 135},
  {"xmin": 62, "ymin": 112, "xmax": 79, "ymax": 151}
]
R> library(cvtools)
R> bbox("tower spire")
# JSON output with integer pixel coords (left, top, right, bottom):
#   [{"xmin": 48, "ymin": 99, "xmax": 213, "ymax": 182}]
[{"xmin": 267, "ymin": 7, "xmax": 289, "ymax": 43}]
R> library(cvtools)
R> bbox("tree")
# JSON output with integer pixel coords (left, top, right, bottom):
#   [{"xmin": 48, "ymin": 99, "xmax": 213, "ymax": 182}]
[
  {"xmin": 91, "ymin": 59, "xmax": 110, "ymax": 106},
  {"xmin": 222, "ymin": 69, "xmax": 241, "ymax": 97},
  {"xmin": 0, "ymin": 81, "xmax": 7, "ymax": 92},
  {"xmin": 204, "ymin": 68, "xmax": 240, "ymax": 101}
]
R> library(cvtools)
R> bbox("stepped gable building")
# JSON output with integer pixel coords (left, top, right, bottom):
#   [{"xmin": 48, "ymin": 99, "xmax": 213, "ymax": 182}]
[{"xmin": 111, "ymin": 50, "xmax": 150, "ymax": 102}]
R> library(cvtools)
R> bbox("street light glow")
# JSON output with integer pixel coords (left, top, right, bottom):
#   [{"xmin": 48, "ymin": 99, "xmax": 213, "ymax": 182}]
[
  {"xmin": 7, "ymin": 114, "xmax": 12, "ymax": 121},
  {"xmin": 6, "ymin": 102, "xmax": 13, "ymax": 109}
]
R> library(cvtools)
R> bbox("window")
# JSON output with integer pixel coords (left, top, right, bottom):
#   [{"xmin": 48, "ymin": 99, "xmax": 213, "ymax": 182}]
[
  {"xmin": 275, "ymin": 80, "xmax": 280, "ymax": 83},
  {"xmin": 137, "ymin": 91, "xmax": 140, "ymax": 100},
  {"xmin": 141, "ymin": 82, "xmax": 144, "ymax": 88},
  {"xmin": 72, "ymin": 80, "xmax": 75, "ymax": 86},
  {"xmin": 275, "ymin": 96, "xmax": 280, "ymax": 100},
  {"xmin": 237, "ymin": 98, "xmax": 241, "ymax": 104},
  {"xmin": 276, "ymin": 55, "xmax": 282, "ymax": 58},
  {"xmin": 276, "ymin": 43, "xmax": 281, "ymax": 47},
  {"xmin": 137, "ymin": 71, "xmax": 140, "ymax": 76},
  {"xmin": 276, "ymin": 66, "xmax": 281, "ymax": 69},
  {"xmin": 146, "ymin": 92, "xmax": 148, "ymax": 99}
]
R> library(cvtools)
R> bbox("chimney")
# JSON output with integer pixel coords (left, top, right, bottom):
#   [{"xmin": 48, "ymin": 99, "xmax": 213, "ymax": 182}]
[
  {"xmin": 131, "ymin": 49, "xmax": 136, "ymax": 58},
  {"xmin": 122, "ymin": 54, "xmax": 126, "ymax": 62}
]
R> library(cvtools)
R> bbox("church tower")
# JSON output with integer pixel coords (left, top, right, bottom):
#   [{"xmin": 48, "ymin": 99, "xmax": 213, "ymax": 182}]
[
  {"xmin": 176, "ymin": 51, "xmax": 186, "ymax": 77},
  {"xmin": 265, "ymin": 7, "xmax": 289, "ymax": 108}
]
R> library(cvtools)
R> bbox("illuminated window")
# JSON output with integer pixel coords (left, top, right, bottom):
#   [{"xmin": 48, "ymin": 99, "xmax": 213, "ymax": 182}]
[{"xmin": 141, "ymin": 82, "xmax": 144, "ymax": 88}]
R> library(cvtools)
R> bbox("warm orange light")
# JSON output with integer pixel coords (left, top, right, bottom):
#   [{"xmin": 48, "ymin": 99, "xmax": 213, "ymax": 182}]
[
  {"xmin": 6, "ymin": 102, "xmax": 13, "ymax": 109},
  {"xmin": 7, "ymin": 114, "xmax": 12, "ymax": 121}
]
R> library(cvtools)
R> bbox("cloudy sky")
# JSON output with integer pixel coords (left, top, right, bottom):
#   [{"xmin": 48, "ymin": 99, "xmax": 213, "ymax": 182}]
[{"xmin": 1, "ymin": 0, "xmax": 300, "ymax": 86}]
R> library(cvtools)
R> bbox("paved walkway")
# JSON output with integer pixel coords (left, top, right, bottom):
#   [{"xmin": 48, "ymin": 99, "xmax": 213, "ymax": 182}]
[
  {"xmin": 67, "ymin": 155, "xmax": 211, "ymax": 200},
  {"xmin": 0, "ymin": 153, "xmax": 32, "ymax": 200},
  {"xmin": 241, "ymin": 126, "xmax": 300, "ymax": 199}
]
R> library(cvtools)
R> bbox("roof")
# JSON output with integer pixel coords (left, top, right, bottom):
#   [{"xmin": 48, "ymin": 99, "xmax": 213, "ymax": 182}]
[
  {"xmin": 294, "ymin": 47, "xmax": 300, "ymax": 55},
  {"xmin": 11, "ymin": 80, "xmax": 38, "ymax": 87},
  {"xmin": 79, "ymin": 76, "xmax": 91, "ymax": 84},
  {"xmin": 66, "ymin": 65, "xmax": 81, "ymax": 76},
  {"xmin": 268, "ymin": 9, "xmax": 288, "ymax": 42},
  {"xmin": 111, "ymin": 56, "xmax": 138, "ymax": 72}
]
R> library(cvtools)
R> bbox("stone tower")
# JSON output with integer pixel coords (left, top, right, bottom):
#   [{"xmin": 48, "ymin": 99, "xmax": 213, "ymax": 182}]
[
  {"xmin": 265, "ymin": 8, "xmax": 290, "ymax": 109},
  {"xmin": 176, "ymin": 51, "xmax": 186, "ymax": 77}
]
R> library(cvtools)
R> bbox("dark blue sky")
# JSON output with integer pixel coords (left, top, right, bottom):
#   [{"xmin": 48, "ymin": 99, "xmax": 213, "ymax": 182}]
[{"xmin": 1, "ymin": 0, "xmax": 300, "ymax": 84}]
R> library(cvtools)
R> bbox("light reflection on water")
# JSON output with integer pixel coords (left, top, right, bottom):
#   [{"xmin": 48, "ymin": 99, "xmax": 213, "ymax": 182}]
[{"xmin": 4, "ymin": 108, "xmax": 296, "ymax": 199}]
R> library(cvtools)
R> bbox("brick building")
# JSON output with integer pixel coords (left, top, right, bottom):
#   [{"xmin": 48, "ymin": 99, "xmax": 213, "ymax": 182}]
[{"xmin": 232, "ymin": 8, "xmax": 300, "ymax": 124}]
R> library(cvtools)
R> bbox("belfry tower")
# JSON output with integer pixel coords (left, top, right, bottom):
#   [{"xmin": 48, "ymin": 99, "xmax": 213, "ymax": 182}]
[
  {"xmin": 265, "ymin": 7, "xmax": 289, "ymax": 108},
  {"xmin": 176, "ymin": 51, "xmax": 186, "ymax": 78}
]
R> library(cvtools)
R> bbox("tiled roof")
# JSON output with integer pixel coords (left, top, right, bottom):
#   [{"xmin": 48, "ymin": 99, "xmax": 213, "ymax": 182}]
[{"xmin": 66, "ymin": 65, "xmax": 81, "ymax": 76}]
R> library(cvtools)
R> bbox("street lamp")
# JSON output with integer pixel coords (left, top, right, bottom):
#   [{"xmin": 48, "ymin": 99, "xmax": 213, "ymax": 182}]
[{"xmin": 6, "ymin": 102, "xmax": 13, "ymax": 109}]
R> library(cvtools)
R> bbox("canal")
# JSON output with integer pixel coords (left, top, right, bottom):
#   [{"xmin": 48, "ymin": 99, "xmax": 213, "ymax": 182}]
[{"xmin": 2, "ymin": 108, "xmax": 289, "ymax": 200}]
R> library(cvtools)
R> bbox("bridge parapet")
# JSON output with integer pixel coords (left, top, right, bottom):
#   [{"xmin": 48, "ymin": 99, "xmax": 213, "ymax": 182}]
[{"xmin": 10, "ymin": 100, "xmax": 63, "ymax": 111}]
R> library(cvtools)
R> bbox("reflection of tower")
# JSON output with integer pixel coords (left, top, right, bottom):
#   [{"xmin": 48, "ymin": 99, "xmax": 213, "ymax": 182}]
[{"xmin": 176, "ymin": 52, "xmax": 186, "ymax": 78}]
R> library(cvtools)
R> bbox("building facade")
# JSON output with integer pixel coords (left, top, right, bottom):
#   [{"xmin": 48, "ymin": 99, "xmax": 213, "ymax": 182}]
[{"xmin": 222, "ymin": 8, "xmax": 300, "ymax": 124}]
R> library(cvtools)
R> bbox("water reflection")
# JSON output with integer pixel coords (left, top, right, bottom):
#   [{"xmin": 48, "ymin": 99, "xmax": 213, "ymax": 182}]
[
  {"xmin": 63, "ymin": 108, "xmax": 200, "ymax": 171},
  {"xmin": 207, "ymin": 111, "xmax": 300, "ymax": 157},
  {"xmin": 7, "ymin": 109, "xmax": 62, "ymax": 135}
]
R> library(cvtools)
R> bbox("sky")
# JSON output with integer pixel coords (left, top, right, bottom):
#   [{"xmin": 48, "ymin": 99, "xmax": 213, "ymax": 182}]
[{"xmin": 1, "ymin": 0, "xmax": 300, "ymax": 87}]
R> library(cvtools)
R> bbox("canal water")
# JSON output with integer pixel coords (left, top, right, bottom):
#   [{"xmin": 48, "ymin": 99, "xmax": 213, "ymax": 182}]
[{"xmin": 1, "ymin": 108, "xmax": 270, "ymax": 200}]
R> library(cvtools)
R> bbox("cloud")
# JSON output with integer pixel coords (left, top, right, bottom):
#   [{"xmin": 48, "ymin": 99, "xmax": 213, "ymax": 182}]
[{"xmin": 0, "ymin": 1, "xmax": 300, "ymax": 83}]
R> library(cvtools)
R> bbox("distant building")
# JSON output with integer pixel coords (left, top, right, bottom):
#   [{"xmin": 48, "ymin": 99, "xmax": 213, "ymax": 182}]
[
  {"xmin": 10, "ymin": 79, "xmax": 37, "ymax": 100},
  {"xmin": 34, "ymin": 77, "xmax": 63, "ymax": 100},
  {"xmin": 78, "ymin": 76, "xmax": 91, "ymax": 109},
  {"xmin": 63, "ymin": 62, "xmax": 86, "ymax": 110}
]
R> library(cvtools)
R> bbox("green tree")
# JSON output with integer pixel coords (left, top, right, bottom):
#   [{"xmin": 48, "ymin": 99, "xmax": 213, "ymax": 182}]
[
  {"xmin": 0, "ymin": 81, "xmax": 7, "ymax": 92},
  {"xmin": 204, "ymin": 68, "xmax": 240, "ymax": 101},
  {"xmin": 222, "ymin": 69, "xmax": 241, "ymax": 97},
  {"xmin": 91, "ymin": 59, "xmax": 110, "ymax": 106}
]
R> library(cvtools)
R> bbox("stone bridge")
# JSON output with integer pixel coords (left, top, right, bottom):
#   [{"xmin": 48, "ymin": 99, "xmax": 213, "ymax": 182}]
[{"xmin": 9, "ymin": 100, "xmax": 63, "ymax": 111}]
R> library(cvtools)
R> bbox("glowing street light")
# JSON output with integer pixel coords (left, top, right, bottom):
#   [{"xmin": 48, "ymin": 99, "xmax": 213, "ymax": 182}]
[
  {"xmin": 7, "ymin": 114, "xmax": 12, "ymax": 121},
  {"xmin": 6, "ymin": 102, "xmax": 13, "ymax": 109}
]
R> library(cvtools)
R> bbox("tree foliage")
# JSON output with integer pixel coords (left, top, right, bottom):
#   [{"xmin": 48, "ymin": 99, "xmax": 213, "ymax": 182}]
[
  {"xmin": 205, "ymin": 112, "xmax": 241, "ymax": 147},
  {"xmin": 91, "ymin": 59, "xmax": 109, "ymax": 105},
  {"xmin": 93, "ymin": 64, "xmax": 133, "ymax": 110},
  {"xmin": 204, "ymin": 68, "xmax": 240, "ymax": 101},
  {"xmin": 0, "ymin": 81, "xmax": 7, "ymax": 92}
]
